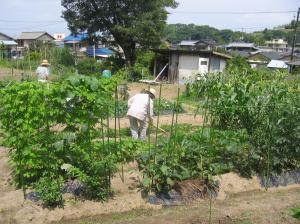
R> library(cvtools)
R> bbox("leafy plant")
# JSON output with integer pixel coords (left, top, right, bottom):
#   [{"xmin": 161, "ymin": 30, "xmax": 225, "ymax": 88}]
[
  {"xmin": 291, "ymin": 206, "xmax": 300, "ymax": 220},
  {"xmin": 34, "ymin": 175, "xmax": 64, "ymax": 207}
]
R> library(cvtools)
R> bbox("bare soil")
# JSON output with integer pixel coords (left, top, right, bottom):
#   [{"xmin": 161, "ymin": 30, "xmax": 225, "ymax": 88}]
[
  {"xmin": 58, "ymin": 187, "xmax": 300, "ymax": 224},
  {"xmin": 1, "ymin": 147, "xmax": 300, "ymax": 224},
  {"xmin": 127, "ymin": 83, "xmax": 186, "ymax": 101}
]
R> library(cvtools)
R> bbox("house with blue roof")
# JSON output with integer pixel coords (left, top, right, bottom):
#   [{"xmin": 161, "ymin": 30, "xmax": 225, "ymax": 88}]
[
  {"xmin": 64, "ymin": 33, "xmax": 89, "ymax": 52},
  {"xmin": 64, "ymin": 33, "xmax": 114, "ymax": 59},
  {"xmin": 86, "ymin": 47, "xmax": 114, "ymax": 59}
]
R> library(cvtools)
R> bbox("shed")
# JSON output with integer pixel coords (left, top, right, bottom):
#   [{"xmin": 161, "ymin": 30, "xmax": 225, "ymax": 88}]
[{"xmin": 153, "ymin": 49, "xmax": 231, "ymax": 84}]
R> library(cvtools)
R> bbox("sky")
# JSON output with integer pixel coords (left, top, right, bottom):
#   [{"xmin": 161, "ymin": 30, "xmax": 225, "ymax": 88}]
[{"xmin": 0, "ymin": 0, "xmax": 298, "ymax": 37}]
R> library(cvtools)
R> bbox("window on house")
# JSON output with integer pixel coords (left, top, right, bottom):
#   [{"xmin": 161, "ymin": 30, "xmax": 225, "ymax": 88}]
[{"xmin": 200, "ymin": 61, "xmax": 208, "ymax": 65}]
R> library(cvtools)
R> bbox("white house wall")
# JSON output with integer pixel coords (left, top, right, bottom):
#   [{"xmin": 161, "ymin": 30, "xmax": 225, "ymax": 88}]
[{"xmin": 178, "ymin": 54, "xmax": 200, "ymax": 83}]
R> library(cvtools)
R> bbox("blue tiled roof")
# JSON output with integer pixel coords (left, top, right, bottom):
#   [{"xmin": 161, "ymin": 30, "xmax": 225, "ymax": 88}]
[
  {"xmin": 64, "ymin": 33, "xmax": 89, "ymax": 42},
  {"xmin": 86, "ymin": 47, "xmax": 114, "ymax": 56}
]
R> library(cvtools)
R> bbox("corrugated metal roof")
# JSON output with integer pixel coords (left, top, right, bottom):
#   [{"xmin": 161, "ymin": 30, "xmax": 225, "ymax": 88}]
[
  {"xmin": 16, "ymin": 32, "xmax": 54, "ymax": 40},
  {"xmin": 0, "ymin": 40, "xmax": 17, "ymax": 45}
]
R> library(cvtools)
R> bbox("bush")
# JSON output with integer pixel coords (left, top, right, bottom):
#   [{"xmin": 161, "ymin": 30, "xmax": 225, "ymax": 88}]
[
  {"xmin": 34, "ymin": 175, "xmax": 64, "ymax": 207},
  {"xmin": 49, "ymin": 48, "xmax": 75, "ymax": 67},
  {"xmin": 77, "ymin": 58, "xmax": 101, "ymax": 76}
]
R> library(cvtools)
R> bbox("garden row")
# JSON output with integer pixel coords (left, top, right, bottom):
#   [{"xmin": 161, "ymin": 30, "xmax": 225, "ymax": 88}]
[{"xmin": 0, "ymin": 62, "xmax": 299, "ymax": 207}]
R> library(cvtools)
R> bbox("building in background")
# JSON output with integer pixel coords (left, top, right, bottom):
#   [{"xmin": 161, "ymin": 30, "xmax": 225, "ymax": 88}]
[
  {"xmin": 177, "ymin": 39, "xmax": 216, "ymax": 51},
  {"xmin": 264, "ymin": 39, "xmax": 289, "ymax": 52},
  {"xmin": 16, "ymin": 31, "xmax": 55, "ymax": 56},
  {"xmin": 247, "ymin": 51, "xmax": 282, "ymax": 68},
  {"xmin": 86, "ymin": 47, "xmax": 114, "ymax": 61},
  {"xmin": 0, "ymin": 32, "xmax": 17, "ymax": 58},
  {"xmin": 53, "ymin": 33, "xmax": 66, "ymax": 48},
  {"xmin": 64, "ymin": 33, "xmax": 89, "ymax": 54},
  {"xmin": 153, "ymin": 49, "xmax": 231, "ymax": 84},
  {"xmin": 16, "ymin": 31, "xmax": 55, "ymax": 48},
  {"xmin": 226, "ymin": 42, "xmax": 258, "ymax": 58}
]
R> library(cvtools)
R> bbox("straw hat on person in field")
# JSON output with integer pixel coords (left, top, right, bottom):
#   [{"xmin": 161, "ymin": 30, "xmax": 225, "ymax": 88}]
[
  {"xmin": 40, "ymin": 59, "xmax": 50, "ymax": 66},
  {"xmin": 145, "ymin": 88, "xmax": 156, "ymax": 99}
]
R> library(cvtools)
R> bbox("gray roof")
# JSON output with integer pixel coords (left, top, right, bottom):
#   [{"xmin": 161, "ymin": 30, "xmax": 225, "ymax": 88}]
[
  {"xmin": 287, "ymin": 60, "xmax": 300, "ymax": 66},
  {"xmin": 0, "ymin": 32, "xmax": 14, "ymax": 41},
  {"xmin": 250, "ymin": 51, "xmax": 282, "ymax": 60},
  {"xmin": 179, "ymin": 39, "xmax": 215, "ymax": 46},
  {"xmin": 16, "ymin": 32, "xmax": 54, "ymax": 40},
  {"xmin": 279, "ymin": 52, "xmax": 300, "ymax": 59}
]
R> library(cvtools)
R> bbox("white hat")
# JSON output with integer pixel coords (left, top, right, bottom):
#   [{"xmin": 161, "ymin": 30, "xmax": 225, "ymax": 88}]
[{"xmin": 146, "ymin": 88, "xmax": 156, "ymax": 98}]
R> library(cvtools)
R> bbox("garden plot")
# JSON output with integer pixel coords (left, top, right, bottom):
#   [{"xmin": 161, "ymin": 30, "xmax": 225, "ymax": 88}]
[{"xmin": 0, "ymin": 67, "xmax": 299, "ymax": 223}]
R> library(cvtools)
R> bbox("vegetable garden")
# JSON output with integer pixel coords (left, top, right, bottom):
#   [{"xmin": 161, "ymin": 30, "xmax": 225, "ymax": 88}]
[{"xmin": 0, "ymin": 63, "xmax": 299, "ymax": 213}]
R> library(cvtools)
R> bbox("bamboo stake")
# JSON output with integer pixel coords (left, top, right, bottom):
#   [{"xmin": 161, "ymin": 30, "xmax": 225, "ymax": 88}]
[
  {"xmin": 114, "ymin": 86, "xmax": 117, "ymax": 146},
  {"xmin": 154, "ymin": 84, "xmax": 162, "ymax": 150}
]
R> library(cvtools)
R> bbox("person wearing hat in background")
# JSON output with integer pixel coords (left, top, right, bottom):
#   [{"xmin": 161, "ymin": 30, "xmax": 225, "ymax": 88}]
[
  {"xmin": 127, "ymin": 88, "xmax": 156, "ymax": 140},
  {"xmin": 36, "ymin": 59, "xmax": 50, "ymax": 83}
]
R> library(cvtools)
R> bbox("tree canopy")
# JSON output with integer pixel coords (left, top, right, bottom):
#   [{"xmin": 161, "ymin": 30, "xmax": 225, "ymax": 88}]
[
  {"xmin": 163, "ymin": 22, "xmax": 300, "ymax": 46},
  {"xmin": 62, "ymin": 0, "xmax": 177, "ymax": 67}
]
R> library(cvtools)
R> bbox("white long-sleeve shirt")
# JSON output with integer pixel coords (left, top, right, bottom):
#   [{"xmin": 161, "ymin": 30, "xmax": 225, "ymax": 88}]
[
  {"xmin": 127, "ymin": 93, "xmax": 153, "ymax": 121},
  {"xmin": 36, "ymin": 66, "xmax": 49, "ymax": 82}
]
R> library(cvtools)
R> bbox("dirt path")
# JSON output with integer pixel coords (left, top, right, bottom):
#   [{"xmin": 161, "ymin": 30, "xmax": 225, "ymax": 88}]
[{"xmin": 58, "ymin": 187, "xmax": 300, "ymax": 224}]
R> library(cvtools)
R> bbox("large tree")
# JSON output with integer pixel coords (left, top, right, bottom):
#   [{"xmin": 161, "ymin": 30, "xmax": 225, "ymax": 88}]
[{"xmin": 61, "ymin": 0, "xmax": 177, "ymax": 67}]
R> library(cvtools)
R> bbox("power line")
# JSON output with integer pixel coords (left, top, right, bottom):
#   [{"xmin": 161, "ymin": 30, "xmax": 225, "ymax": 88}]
[
  {"xmin": 0, "ymin": 21, "xmax": 66, "ymax": 31},
  {"xmin": 169, "ymin": 10, "xmax": 297, "ymax": 15},
  {"xmin": 0, "ymin": 19, "xmax": 65, "ymax": 23}
]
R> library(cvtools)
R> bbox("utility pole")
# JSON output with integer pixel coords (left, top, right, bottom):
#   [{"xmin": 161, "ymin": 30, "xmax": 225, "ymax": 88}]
[{"xmin": 291, "ymin": 7, "xmax": 300, "ymax": 61}]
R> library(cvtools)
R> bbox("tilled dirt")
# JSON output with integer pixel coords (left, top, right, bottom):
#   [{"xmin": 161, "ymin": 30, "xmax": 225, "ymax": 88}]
[{"xmin": 1, "ymin": 146, "xmax": 300, "ymax": 224}]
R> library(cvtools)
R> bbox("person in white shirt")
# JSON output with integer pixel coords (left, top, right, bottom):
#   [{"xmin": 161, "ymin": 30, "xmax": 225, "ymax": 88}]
[
  {"xmin": 36, "ymin": 59, "xmax": 50, "ymax": 83},
  {"xmin": 127, "ymin": 88, "xmax": 156, "ymax": 140}
]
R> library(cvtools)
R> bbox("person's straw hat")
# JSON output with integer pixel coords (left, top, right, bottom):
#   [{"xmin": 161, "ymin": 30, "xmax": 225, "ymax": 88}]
[
  {"xmin": 146, "ymin": 88, "xmax": 156, "ymax": 98},
  {"xmin": 40, "ymin": 59, "xmax": 50, "ymax": 66}
]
